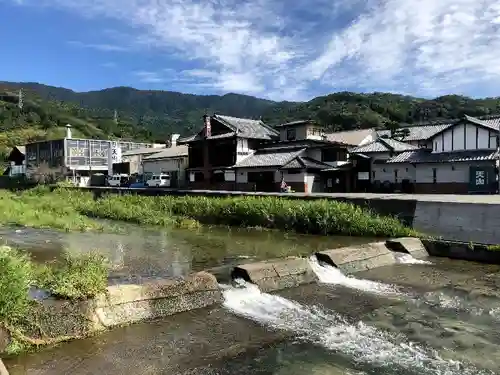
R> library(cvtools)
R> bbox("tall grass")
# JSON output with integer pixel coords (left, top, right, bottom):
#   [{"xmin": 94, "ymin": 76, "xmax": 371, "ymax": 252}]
[
  {"xmin": 0, "ymin": 187, "xmax": 416, "ymax": 237},
  {"xmin": 62, "ymin": 190, "xmax": 416, "ymax": 238},
  {"xmin": 0, "ymin": 187, "xmax": 103, "ymax": 231},
  {"xmin": 0, "ymin": 246, "xmax": 33, "ymax": 324}
]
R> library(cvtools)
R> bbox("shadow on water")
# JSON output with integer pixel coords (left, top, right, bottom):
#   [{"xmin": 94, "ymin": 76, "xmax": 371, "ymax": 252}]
[{"xmin": 0, "ymin": 223, "xmax": 376, "ymax": 283}]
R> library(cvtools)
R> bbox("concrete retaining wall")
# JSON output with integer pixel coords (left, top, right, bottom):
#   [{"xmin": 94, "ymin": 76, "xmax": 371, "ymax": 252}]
[
  {"xmin": 422, "ymin": 239, "xmax": 500, "ymax": 264},
  {"xmin": 413, "ymin": 201, "xmax": 500, "ymax": 244},
  {"xmin": 0, "ymin": 272, "xmax": 221, "ymax": 356},
  {"xmin": 315, "ymin": 242, "xmax": 397, "ymax": 273},
  {"xmin": 231, "ymin": 257, "xmax": 317, "ymax": 292}
]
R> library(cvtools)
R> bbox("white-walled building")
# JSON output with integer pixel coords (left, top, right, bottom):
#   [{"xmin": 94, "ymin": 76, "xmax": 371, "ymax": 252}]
[{"xmin": 360, "ymin": 115, "xmax": 500, "ymax": 194}]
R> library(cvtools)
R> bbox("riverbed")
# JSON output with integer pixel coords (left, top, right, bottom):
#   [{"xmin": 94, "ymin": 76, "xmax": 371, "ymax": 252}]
[{"xmin": 3, "ymin": 225, "xmax": 500, "ymax": 374}]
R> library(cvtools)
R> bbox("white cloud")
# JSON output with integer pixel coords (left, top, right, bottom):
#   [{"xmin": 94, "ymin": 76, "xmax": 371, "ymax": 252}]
[
  {"xmin": 11, "ymin": 0, "xmax": 500, "ymax": 100},
  {"xmin": 67, "ymin": 40, "xmax": 129, "ymax": 52}
]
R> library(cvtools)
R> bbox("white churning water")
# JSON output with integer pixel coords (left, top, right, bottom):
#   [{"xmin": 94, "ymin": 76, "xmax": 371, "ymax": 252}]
[
  {"xmin": 394, "ymin": 253, "xmax": 433, "ymax": 265},
  {"xmin": 222, "ymin": 281, "xmax": 492, "ymax": 375},
  {"xmin": 308, "ymin": 256, "xmax": 403, "ymax": 296}
]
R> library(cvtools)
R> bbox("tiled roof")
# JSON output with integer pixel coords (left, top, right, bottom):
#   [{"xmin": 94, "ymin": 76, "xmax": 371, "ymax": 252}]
[
  {"xmin": 143, "ymin": 145, "xmax": 188, "ymax": 160},
  {"xmin": 122, "ymin": 146, "xmax": 165, "ymax": 156},
  {"xmin": 386, "ymin": 149, "xmax": 499, "ymax": 164},
  {"xmin": 325, "ymin": 128, "xmax": 376, "ymax": 146},
  {"xmin": 464, "ymin": 115, "xmax": 500, "ymax": 131},
  {"xmin": 179, "ymin": 114, "xmax": 279, "ymax": 143},
  {"xmin": 400, "ymin": 123, "xmax": 454, "ymax": 141},
  {"xmin": 215, "ymin": 114, "xmax": 278, "ymax": 140},
  {"xmin": 376, "ymin": 124, "xmax": 452, "ymax": 141},
  {"xmin": 275, "ymin": 120, "xmax": 312, "ymax": 128},
  {"xmin": 351, "ymin": 138, "xmax": 418, "ymax": 153},
  {"xmin": 282, "ymin": 156, "xmax": 332, "ymax": 170},
  {"xmin": 235, "ymin": 148, "xmax": 305, "ymax": 168}
]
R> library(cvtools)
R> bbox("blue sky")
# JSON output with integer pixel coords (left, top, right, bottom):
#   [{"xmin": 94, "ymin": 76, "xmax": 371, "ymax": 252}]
[{"xmin": 2, "ymin": 0, "xmax": 500, "ymax": 101}]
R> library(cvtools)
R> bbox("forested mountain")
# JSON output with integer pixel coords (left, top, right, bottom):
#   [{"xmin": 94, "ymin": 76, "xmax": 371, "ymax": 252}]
[{"xmin": 2, "ymin": 80, "xmax": 500, "ymax": 160}]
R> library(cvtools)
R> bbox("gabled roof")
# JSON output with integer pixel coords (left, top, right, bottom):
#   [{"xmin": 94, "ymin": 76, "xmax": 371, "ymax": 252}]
[
  {"xmin": 350, "ymin": 138, "xmax": 418, "ymax": 154},
  {"xmin": 427, "ymin": 115, "xmax": 500, "ymax": 140},
  {"xmin": 180, "ymin": 114, "xmax": 279, "ymax": 143},
  {"xmin": 143, "ymin": 145, "xmax": 188, "ymax": 160},
  {"xmin": 122, "ymin": 146, "xmax": 165, "ymax": 156},
  {"xmin": 282, "ymin": 156, "xmax": 332, "ymax": 170},
  {"xmin": 275, "ymin": 120, "xmax": 314, "ymax": 128},
  {"xmin": 235, "ymin": 148, "xmax": 305, "ymax": 168},
  {"xmin": 13, "ymin": 145, "xmax": 25, "ymax": 155},
  {"xmin": 325, "ymin": 128, "xmax": 376, "ymax": 146},
  {"xmin": 386, "ymin": 149, "xmax": 499, "ymax": 164}
]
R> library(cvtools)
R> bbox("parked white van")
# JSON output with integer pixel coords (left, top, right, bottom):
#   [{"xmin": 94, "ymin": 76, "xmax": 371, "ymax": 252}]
[
  {"xmin": 146, "ymin": 174, "xmax": 171, "ymax": 187},
  {"xmin": 107, "ymin": 174, "xmax": 129, "ymax": 187}
]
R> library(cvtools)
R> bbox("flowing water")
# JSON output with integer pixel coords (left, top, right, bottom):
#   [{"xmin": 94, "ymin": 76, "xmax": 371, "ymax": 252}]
[
  {"xmin": 3, "ymin": 225, "xmax": 500, "ymax": 374},
  {"xmin": 0, "ymin": 224, "xmax": 373, "ymax": 283}
]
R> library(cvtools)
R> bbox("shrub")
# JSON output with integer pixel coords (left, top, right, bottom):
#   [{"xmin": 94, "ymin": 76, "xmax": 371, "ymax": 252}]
[
  {"xmin": 0, "ymin": 246, "xmax": 33, "ymax": 323},
  {"xmin": 36, "ymin": 251, "xmax": 109, "ymax": 299}
]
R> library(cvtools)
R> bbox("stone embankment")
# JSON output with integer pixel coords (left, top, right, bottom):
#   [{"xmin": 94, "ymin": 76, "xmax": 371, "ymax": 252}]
[{"xmin": 0, "ymin": 272, "xmax": 221, "ymax": 358}]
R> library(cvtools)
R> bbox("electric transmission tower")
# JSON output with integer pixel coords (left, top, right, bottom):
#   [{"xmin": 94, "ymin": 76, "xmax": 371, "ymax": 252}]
[{"xmin": 18, "ymin": 89, "xmax": 23, "ymax": 110}]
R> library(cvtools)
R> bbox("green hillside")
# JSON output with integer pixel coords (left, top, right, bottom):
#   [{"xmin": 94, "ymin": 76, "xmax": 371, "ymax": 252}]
[
  {"xmin": 0, "ymin": 88, "xmax": 153, "ymax": 160},
  {"xmin": 2, "ymin": 81, "xmax": 500, "ymax": 161}
]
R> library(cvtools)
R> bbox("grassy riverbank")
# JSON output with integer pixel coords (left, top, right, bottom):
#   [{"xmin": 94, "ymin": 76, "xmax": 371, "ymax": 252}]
[
  {"xmin": 0, "ymin": 188, "xmax": 416, "ymax": 237},
  {"xmin": 68, "ymin": 190, "xmax": 415, "ymax": 237},
  {"xmin": 0, "ymin": 187, "xmax": 104, "ymax": 231},
  {"xmin": 0, "ymin": 246, "xmax": 108, "ymax": 354}
]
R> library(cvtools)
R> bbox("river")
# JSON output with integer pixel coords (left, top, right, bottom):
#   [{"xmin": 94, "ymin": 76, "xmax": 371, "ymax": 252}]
[{"xmin": 3, "ymin": 225, "xmax": 500, "ymax": 374}]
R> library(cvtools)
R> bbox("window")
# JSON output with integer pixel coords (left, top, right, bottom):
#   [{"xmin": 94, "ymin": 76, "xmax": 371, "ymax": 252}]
[
  {"xmin": 405, "ymin": 168, "xmax": 409, "ymax": 172},
  {"xmin": 394, "ymin": 169, "xmax": 398, "ymax": 182},
  {"xmin": 434, "ymin": 142, "xmax": 437, "ymax": 151},
  {"xmin": 432, "ymin": 168, "xmax": 437, "ymax": 184},
  {"xmin": 286, "ymin": 128, "xmax": 296, "ymax": 141}
]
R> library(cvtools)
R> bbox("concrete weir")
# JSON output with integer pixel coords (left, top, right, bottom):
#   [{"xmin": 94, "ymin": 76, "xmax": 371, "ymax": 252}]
[
  {"xmin": 385, "ymin": 237, "xmax": 429, "ymax": 259},
  {"xmin": 316, "ymin": 242, "xmax": 397, "ymax": 273},
  {"xmin": 0, "ymin": 272, "xmax": 221, "ymax": 356},
  {"xmin": 231, "ymin": 257, "xmax": 318, "ymax": 292}
]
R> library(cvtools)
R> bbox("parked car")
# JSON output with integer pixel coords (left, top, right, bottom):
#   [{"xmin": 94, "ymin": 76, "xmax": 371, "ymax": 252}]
[
  {"xmin": 107, "ymin": 174, "xmax": 130, "ymax": 187},
  {"xmin": 146, "ymin": 174, "xmax": 171, "ymax": 187},
  {"xmin": 129, "ymin": 181, "xmax": 146, "ymax": 188}
]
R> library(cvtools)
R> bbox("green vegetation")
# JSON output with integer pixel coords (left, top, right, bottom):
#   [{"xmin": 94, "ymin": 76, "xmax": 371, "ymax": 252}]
[
  {"xmin": 36, "ymin": 251, "xmax": 109, "ymax": 299},
  {"xmin": 0, "ymin": 246, "xmax": 109, "ymax": 354},
  {"xmin": 0, "ymin": 187, "xmax": 104, "ymax": 231},
  {"xmin": 0, "ymin": 86, "xmax": 154, "ymax": 161},
  {"xmin": 62, "ymin": 190, "xmax": 416, "ymax": 237},
  {"xmin": 0, "ymin": 188, "xmax": 416, "ymax": 237},
  {"xmin": 0, "ymin": 246, "xmax": 33, "ymax": 323},
  {"xmin": 3, "ymin": 81, "xmax": 500, "ymax": 155}
]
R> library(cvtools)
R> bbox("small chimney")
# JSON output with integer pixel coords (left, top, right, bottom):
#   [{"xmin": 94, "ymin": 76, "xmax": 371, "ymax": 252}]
[
  {"xmin": 66, "ymin": 124, "xmax": 72, "ymax": 139},
  {"xmin": 170, "ymin": 134, "xmax": 180, "ymax": 148},
  {"xmin": 203, "ymin": 114, "xmax": 211, "ymax": 138}
]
